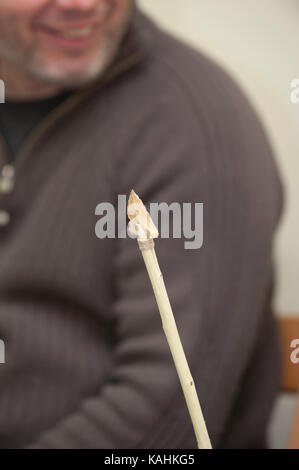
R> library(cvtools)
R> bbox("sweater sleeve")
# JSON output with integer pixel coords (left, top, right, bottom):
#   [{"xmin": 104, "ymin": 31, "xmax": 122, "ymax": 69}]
[{"xmin": 26, "ymin": 58, "xmax": 284, "ymax": 449}]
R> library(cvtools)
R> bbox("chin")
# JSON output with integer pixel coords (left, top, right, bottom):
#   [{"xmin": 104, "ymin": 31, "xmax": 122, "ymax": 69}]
[
  {"xmin": 28, "ymin": 31, "xmax": 123, "ymax": 88},
  {"xmin": 28, "ymin": 47, "xmax": 114, "ymax": 88}
]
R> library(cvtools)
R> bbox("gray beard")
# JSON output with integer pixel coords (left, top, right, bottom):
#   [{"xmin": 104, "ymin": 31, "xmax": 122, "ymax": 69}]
[{"xmin": 25, "ymin": 34, "xmax": 121, "ymax": 88}]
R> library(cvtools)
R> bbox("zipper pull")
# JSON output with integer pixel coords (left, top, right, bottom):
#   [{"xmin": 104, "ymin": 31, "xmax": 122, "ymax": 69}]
[{"xmin": 0, "ymin": 164, "xmax": 15, "ymax": 194}]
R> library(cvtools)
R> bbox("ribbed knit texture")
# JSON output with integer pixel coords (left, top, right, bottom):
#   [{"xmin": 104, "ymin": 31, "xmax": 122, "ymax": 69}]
[{"xmin": 0, "ymin": 10, "xmax": 284, "ymax": 449}]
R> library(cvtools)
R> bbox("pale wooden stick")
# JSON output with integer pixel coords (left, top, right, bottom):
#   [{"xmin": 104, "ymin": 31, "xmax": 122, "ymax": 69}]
[{"xmin": 128, "ymin": 190, "xmax": 212, "ymax": 449}]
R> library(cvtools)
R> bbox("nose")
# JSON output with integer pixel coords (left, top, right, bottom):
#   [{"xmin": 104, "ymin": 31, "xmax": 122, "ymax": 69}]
[{"xmin": 55, "ymin": 0, "xmax": 100, "ymax": 11}]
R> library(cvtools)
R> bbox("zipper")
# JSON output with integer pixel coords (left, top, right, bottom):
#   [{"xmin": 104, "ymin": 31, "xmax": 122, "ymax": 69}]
[{"xmin": 0, "ymin": 138, "xmax": 14, "ymax": 226}]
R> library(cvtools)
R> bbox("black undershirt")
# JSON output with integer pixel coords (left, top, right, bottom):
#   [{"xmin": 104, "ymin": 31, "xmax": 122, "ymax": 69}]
[{"xmin": 0, "ymin": 92, "xmax": 71, "ymax": 162}]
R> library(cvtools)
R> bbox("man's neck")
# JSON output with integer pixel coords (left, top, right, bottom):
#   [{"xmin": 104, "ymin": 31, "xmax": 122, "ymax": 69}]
[{"xmin": 0, "ymin": 56, "xmax": 63, "ymax": 101}]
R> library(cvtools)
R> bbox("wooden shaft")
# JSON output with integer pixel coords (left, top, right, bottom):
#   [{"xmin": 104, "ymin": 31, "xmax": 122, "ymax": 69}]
[{"xmin": 140, "ymin": 245, "xmax": 212, "ymax": 449}]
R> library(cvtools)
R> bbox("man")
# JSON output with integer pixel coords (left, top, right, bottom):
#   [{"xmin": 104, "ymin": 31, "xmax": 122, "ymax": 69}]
[{"xmin": 0, "ymin": 0, "xmax": 283, "ymax": 449}]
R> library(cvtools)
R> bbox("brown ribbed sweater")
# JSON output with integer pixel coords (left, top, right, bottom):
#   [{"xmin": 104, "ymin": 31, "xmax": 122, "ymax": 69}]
[{"xmin": 0, "ymin": 9, "xmax": 284, "ymax": 449}]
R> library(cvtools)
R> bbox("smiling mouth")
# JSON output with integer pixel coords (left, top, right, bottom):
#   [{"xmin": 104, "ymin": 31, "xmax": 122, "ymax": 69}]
[
  {"xmin": 36, "ymin": 23, "xmax": 101, "ymax": 51},
  {"xmin": 36, "ymin": 0, "xmax": 114, "ymax": 47},
  {"xmin": 41, "ymin": 24, "xmax": 98, "ymax": 39},
  {"xmin": 55, "ymin": 26, "xmax": 95, "ymax": 39}
]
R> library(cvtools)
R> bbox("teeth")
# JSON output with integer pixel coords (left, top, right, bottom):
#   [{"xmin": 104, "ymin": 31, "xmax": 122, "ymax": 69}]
[{"xmin": 61, "ymin": 27, "xmax": 93, "ymax": 38}]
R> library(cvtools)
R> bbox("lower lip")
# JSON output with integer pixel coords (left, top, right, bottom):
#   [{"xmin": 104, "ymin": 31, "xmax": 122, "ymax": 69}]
[{"xmin": 38, "ymin": 25, "xmax": 101, "ymax": 51}]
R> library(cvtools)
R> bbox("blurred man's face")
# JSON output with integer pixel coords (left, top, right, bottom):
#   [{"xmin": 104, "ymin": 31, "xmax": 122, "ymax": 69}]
[{"xmin": 0, "ymin": 0, "xmax": 133, "ymax": 88}]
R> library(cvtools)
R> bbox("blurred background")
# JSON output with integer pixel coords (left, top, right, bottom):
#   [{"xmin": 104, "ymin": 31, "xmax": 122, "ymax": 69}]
[{"xmin": 138, "ymin": 0, "xmax": 299, "ymax": 449}]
